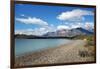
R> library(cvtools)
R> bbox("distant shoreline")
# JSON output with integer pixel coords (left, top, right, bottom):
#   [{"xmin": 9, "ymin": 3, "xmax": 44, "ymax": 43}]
[
  {"xmin": 15, "ymin": 40, "xmax": 95, "ymax": 67},
  {"xmin": 15, "ymin": 35, "xmax": 76, "ymax": 39},
  {"xmin": 15, "ymin": 34, "xmax": 94, "ymax": 39}
]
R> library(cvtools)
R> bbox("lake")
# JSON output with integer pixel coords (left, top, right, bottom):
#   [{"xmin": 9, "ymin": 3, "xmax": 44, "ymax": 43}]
[{"xmin": 15, "ymin": 39, "xmax": 71, "ymax": 56}]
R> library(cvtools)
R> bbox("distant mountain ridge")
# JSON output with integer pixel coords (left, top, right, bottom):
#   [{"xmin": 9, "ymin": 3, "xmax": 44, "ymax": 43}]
[
  {"xmin": 15, "ymin": 27, "xmax": 94, "ymax": 38},
  {"xmin": 43, "ymin": 27, "xmax": 94, "ymax": 37}
]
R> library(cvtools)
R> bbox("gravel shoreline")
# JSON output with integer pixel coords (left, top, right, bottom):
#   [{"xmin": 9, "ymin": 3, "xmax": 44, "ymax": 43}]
[{"xmin": 15, "ymin": 40, "xmax": 95, "ymax": 67}]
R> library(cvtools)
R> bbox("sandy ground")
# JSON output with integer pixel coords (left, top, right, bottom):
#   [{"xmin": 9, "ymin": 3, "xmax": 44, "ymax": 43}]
[{"xmin": 15, "ymin": 40, "xmax": 95, "ymax": 67}]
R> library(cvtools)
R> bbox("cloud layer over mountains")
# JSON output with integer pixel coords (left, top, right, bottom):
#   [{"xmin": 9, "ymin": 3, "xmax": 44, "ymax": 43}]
[{"xmin": 15, "ymin": 9, "xmax": 94, "ymax": 35}]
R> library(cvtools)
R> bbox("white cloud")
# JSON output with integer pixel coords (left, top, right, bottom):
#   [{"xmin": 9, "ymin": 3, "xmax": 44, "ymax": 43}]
[
  {"xmin": 15, "ymin": 24, "xmax": 57, "ymax": 36},
  {"xmin": 57, "ymin": 25, "xmax": 70, "ymax": 30},
  {"xmin": 70, "ymin": 23, "xmax": 82, "ymax": 28},
  {"xmin": 16, "ymin": 17, "xmax": 48, "ymax": 26},
  {"xmin": 15, "ymin": 29, "xmax": 34, "ymax": 35},
  {"xmin": 15, "ymin": 22, "xmax": 94, "ymax": 36},
  {"xmin": 71, "ymin": 25, "xmax": 81, "ymax": 29},
  {"xmin": 35, "ymin": 27, "xmax": 48, "ymax": 35},
  {"xmin": 60, "ymin": 22, "xmax": 94, "ymax": 30},
  {"xmin": 57, "ymin": 9, "xmax": 94, "ymax": 21},
  {"xmin": 85, "ymin": 22, "xmax": 94, "ymax": 30},
  {"xmin": 70, "ymin": 22, "xmax": 94, "ymax": 29},
  {"xmin": 15, "ymin": 27, "xmax": 49, "ymax": 36}
]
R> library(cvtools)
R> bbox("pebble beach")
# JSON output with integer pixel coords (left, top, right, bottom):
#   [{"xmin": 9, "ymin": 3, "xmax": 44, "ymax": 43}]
[{"xmin": 15, "ymin": 40, "xmax": 95, "ymax": 67}]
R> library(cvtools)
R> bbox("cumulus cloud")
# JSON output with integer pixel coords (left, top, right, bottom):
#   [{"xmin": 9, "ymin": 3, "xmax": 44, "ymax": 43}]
[
  {"xmin": 85, "ymin": 22, "xmax": 94, "ymax": 30},
  {"xmin": 33, "ymin": 28, "xmax": 48, "ymax": 35},
  {"xmin": 57, "ymin": 25, "xmax": 70, "ymax": 30},
  {"xmin": 16, "ymin": 17, "xmax": 48, "ymax": 26},
  {"xmin": 15, "ymin": 24, "xmax": 57, "ymax": 36},
  {"xmin": 15, "ymin": 28, "xmax": 48, "ymax": 36},
  {"xmin": 15, "ymin": 29, "xmax": 34, "ymax": 35},
  {"xmin": 15, "ymin": 22, "xmax": 94, "ymax": 35},
  {"xmin": 70, "ymin": 22, "xmax": 94, "ymax": 29},
  {"xmin": 59, "ymin": 22, "xmax": 94, "ymax": 30},
  {"xmin": 57, "ymin": 9, "xmax": 94, "ymax": 21}
]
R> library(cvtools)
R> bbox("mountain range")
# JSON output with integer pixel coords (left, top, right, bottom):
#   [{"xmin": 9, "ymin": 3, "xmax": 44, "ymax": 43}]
[
  {"xmin": 15, "ymin": 27, "xmax": 94, "ymax": 38},
  {"xmin": 43, "ymin": 27, "xmax": 94, "ymax": 37}
]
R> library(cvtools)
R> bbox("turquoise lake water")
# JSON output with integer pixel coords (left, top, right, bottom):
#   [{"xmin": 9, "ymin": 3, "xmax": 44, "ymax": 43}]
[{"xmin": 15, "ymin": 39, "xmax": 71, "ymax": 56}]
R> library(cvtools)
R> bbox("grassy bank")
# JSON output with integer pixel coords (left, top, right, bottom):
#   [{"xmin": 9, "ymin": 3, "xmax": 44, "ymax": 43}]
[{"xmin": 74, "ymin": 35, "xmax": 95, "ymax": 58}]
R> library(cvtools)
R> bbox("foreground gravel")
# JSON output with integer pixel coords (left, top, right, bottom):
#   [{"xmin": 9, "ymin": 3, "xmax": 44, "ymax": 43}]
[{"xmin": 15, "ymin": 40, "xmax": 95, "ymax": 67}]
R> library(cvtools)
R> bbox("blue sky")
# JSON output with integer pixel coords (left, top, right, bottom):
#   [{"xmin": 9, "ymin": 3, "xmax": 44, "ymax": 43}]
[{"xmin": 15, "ymin": 4, "xmax": 95, "ymax": 35}]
